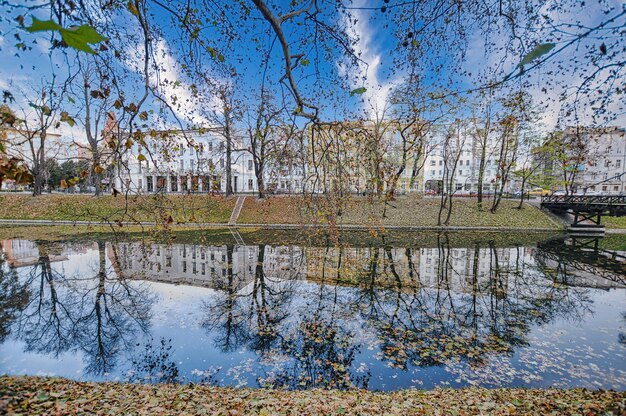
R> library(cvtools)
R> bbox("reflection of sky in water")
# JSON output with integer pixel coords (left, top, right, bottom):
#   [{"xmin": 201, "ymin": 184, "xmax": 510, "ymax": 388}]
[{"xmin": 0, "ymin": 238, "xmax": 625, "ymax": 391}]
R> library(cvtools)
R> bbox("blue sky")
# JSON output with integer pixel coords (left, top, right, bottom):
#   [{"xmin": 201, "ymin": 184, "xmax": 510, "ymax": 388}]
[{"xmin": 1, "ymin": 0, "xmax": 624, "ymax": 144}]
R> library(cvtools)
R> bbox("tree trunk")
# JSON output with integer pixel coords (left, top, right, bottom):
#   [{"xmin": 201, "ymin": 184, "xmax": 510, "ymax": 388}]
[{"xmin": 517, "ymin": 176, "xmax": 527, "ymax": 209}]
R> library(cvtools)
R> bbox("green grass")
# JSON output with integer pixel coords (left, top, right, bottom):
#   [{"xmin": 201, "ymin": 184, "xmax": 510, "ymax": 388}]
[
  {"xmin": 0, "ymin": 194, "xmax": 562, "ymax": 229},
  {"xmin": 0, "ymin": 194, "xmax": 235, "ymax": 224},
  {"xmin": 0, "ymin": 224, "xmax": 560, "ymax": 248},
  {"xmin": 239, "ymin": 195, "xmax": 561, "ymax": 229},
  {"xmin": 604, "ymin": 216, "xmax": 626, "ymax": 229}
]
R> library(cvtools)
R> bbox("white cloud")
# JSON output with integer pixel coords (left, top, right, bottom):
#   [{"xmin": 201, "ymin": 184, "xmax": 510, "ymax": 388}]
[
  {"xmin": 340, "ymin": 2, "xmax": 400, "ymax": 119},
  {"xmin": 125, "ymin": 36, "xmax": 223, "ymax": 128}
]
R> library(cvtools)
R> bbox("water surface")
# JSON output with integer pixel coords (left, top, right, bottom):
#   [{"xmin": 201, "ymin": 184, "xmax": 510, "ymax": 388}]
[{"xmin": 0, "ymin": 232, "xmax": 624, "ymax": 390}]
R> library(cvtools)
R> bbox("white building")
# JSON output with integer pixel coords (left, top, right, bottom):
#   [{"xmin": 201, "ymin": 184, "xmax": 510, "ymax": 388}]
[
  {"xmin": 576, "ymin": 127, "xmax": 626, "ymax": 194},
  {"xmin": 422, "ymin": 121, "xmax": 502, "ymax": 194},
  {"xmin": 113, "ymin": 129, "xmax": 260, "ymax": 194}
]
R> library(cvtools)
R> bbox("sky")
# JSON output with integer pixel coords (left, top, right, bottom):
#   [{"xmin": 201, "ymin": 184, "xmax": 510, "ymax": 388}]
[{"xmin": 0, "ymin": 0, "xmax": 624, "ymax": 147}]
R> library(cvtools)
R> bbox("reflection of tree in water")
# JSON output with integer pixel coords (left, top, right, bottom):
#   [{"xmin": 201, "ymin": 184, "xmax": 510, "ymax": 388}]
[
  {"xmin": 346, "ymin": 235, "xmax": 593, "ymax": 371},
  {"xmin": 14, "ymin": 240, "xmax": 155, "ymax": 376},
  {"xmin": 203, "ymin": 244, "xmax": 252, "ymax": 352},
  {"xmin": 15, "ymin": 242, "xmax": 78, "ymax": 356},
  {"xmin": 0, "ymin": 245, "xmax": 30, "ymax": 343},
  {"xmin": 203, "ymin": 244, "xmax": 295, "ymax": 355},
  {"xmin": 267, "ymin": 314, "xmax": 369, "ymax": 390},
  {"xmin": 130, "ymin": 337, "xmax": 180, "ymax": 384},
  {"xmin": 74, "ymin": 241, "xmax": 154, "ymax": 375}
]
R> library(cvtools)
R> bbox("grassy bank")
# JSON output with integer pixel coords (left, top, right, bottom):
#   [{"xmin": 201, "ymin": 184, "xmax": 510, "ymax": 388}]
[
  {"xmin": 1, "ymin": 376, "xmax": 624, "ymax": 416},
  {"xmin": 240, "ymin": 195, "xmax": 560, "ymax": 229},
  {"xmin": 605, "ymin": 216, "xmax": 626, "ymax": 229},
  {"xmin": 0, "ymin": 224, "xmax": 561, "ymax": 248},
  {"xmin": 0, "ymin": 194, "xmax": 561, "ymax": 229},
  {"xmin": 0, "ymin": 194, "xmax": 235, "ymax": 224}
]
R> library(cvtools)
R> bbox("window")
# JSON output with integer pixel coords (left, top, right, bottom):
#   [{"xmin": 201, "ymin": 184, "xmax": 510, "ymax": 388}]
[
  {"xmin": 430, "ymin": 160, "xmax": 435, "ymax": 166},
  {"xmin": 165, "ymin": 256, "xmax": 172, "ymax": 267},
  {"xmin": 605, "ymin": 160, "xmax": 610, "ymax": 167},
  {"xmin": 138, "ymin": 160, "xmax": 142, "ymax": 173},
  {"xmin": 180, "ymin": 160, "xmax": 184, "ymax": 171},
  {"xmin": 602, "ymin": 185, "xmax": 608, "ymax": 191},
  {"xmin": 209, "ymin": 142, "xmax": 213, "ymax": 151},
  {"xmin": 171, "ymin": 176, "xmax": 178, "ymax": 192},
  {"xmin": 614, "ymin": 186, "xmax": 619, "ymax": 192},
  {"xmin": 248, "ymin": 160, "xmax": 253, "ymax": 170},
  {"xmin": 147, "ymin": 176, "xmax": 153, "ymax": 192},
  {"xmin": 616, "ymin": 160, "xmax": 621, "ymax": 169},
  {"xmin": 182, "ymin": 261, "xmax": 187, "ymax": 272},
  {"xmin": 439, "ymin": 160, "xmax": 443, "ymax": 166},
  {"xmin": 202, "ymin": 263, "xmax": 206, "ymax": 275},
  {"xmin": 459, "ymin": 170, "xmax": 463, "ymax": 175},
  {"xmin": 248, "ymin": 179, "xmax": 253, "ymax": 190},
  {"xmin": 138, "ymin": 179, "xmax": 143, "ymax": 190},
  {"xmin": 192, "ymin": 262, "xmax": 197, "ymax": 274}
]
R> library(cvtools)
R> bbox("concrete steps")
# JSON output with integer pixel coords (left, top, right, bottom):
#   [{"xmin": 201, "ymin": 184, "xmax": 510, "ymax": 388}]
[{"xmin": 228, "ymin": 196, "xmax": 246, "ymax": 225}]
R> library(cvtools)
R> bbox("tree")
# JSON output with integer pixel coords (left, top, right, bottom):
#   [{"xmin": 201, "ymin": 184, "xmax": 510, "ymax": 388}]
[
  {"xmin": 245, "ymin": 91, "xmax": 288, "ymax": 199},
  {"xmin": 72, "ymin": 61, "xmax": 113, "ymax": 196},
  {"xmin": 6, "ymin": 82, "xmax": 67, "ymax": 196},
  {"xmin": 542, "ymin": 128, "xmax": 589, "ymax": 195},
  {"xmin": 437, "ymin": 121, "xmax": 466, "ymax": 226},
  {"xmin": 512, "ymin": 132, "xmax": 546, "ymax": 209}
]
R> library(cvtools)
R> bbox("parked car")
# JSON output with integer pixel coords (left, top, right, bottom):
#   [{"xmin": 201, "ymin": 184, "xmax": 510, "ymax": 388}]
[
  {"xmin": 551, "ymin": 190, "xmax": 566, "ymax": 196},
  {"xmin": 528, "ymin": 187, "xmax": 550, "ymax": 196}
]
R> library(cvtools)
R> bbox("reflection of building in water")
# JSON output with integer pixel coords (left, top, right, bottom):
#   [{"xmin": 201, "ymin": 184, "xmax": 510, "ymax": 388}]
[
  {"xmin": 303, "ymin": 245, "xmax": 534, "ymax": 292},
  {"xmin": 304, "ymin": 246, "xmax": 421, "ymax": 288},
  {"xmin": 109, "ymin": 241, "xmax": 625, "ymax": 291},
  {"xmin": 0, "ymin": 240, "xmax": 69, "ymax": 267},
  {"xmin": 418, "ymin": 246, "xmax": 527, "ymax": 292},
  {"xmin": 109, "ymin": 242, "xmax": 306, "ymax": 290}
]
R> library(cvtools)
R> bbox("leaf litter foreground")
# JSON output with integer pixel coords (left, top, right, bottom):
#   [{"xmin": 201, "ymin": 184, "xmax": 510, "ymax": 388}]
[{"xmin": 1, "ymin": 376, "xmax": 624, "ymax": 415}]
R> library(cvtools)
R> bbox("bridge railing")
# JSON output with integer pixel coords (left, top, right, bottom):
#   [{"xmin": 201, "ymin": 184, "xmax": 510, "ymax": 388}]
[{"xmin": 541, "ymin": 195, "xmax": 626, "ymax": 205}]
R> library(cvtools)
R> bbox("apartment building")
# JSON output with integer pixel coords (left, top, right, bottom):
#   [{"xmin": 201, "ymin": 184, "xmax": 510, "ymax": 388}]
[
  {"xmin": 422, "ymin": 121, "xmax": 502, "ymax": 194},
  {"xmin": 576, "ymin": 127, "xmax": 626, "ymax": 194}
]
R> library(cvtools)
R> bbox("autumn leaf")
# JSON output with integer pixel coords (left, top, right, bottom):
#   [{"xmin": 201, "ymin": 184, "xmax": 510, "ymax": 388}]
[
  {"xmin": 127, "ymin": 0, "xmax": 140, "ymax": 16},
  {"xmin": 519, "ymin": 43, "xmax": 556, "ymax": 68},
  {"xmin": 60, "ymin": 111, "xmax": 75, "ymax": 126},
  {"xmin": 350, "ymin": 87, "xmax": 367, "ymax": 96}
]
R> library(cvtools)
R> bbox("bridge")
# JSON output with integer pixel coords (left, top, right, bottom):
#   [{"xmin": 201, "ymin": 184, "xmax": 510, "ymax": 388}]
[
  {"xmin": 541, "ymin": 195, "xmax": 626, "ymax": 230},
  {"xmin": 535, "ymin": 236, "xmax": 626, "ymax": 288}
]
